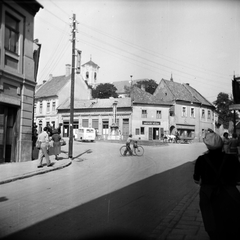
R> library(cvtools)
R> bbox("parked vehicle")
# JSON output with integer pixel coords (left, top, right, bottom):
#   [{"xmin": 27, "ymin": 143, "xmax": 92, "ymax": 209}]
[{"xmin": 76, "ymin": 127, "xmax": 96, "ymax": 142}]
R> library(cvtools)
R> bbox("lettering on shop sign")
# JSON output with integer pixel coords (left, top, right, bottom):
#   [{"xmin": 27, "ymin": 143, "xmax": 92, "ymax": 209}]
[{"xmin": 142, "ymin": 121, "xmax": 161, "ymax": 125}]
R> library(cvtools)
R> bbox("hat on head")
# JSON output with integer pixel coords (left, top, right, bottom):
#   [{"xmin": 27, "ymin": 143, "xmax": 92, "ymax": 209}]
[{"xmin": 203, "ymin": 132, "xmax": 223, "ymax": 150}]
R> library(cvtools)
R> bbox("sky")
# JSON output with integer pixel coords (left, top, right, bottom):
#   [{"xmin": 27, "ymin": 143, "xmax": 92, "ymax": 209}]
[{"xmin": 34, "ymin": 0, "xmax": 240, "ymax": 103}]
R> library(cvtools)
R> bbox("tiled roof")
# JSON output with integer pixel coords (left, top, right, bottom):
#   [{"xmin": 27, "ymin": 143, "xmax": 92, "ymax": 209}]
[
  {"xmin": 35, "ymin": 75, "xmax": 70, "ymax": 98},
  {"xmin": 161, "ymin": 79, "xmax": 213, "ymax": 107},
  {"xmin": 58, "ymin": 97, "xmax": 132, "ymax": 110},
  {"xmin": 132, "ymin": 86, "xmax": 172, "ymax": 105},
  {"xmin": 82, "ymin": 60, "xmax": 99, "ymax": 68}
]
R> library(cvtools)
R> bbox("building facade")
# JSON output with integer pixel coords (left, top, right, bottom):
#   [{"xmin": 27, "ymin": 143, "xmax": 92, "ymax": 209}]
[
  {"xmin": 58, "ymin": 86, "xmax": 172, "ymax": 141},
  {"xmin": 154, "ymin": 78, "xmax": 216, "ymax": 141},
  {"xmin": 0, "ymin": 0, "xmax": 42, "ymax": 163},
  {"xmin": 34, "ymin": 64, "xmax": 92, "ymax": 133}
]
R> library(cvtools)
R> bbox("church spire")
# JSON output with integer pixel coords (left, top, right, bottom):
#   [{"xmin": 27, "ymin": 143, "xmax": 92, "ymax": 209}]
[{"xmin": 170, "ymin": 73, "xmax": 173, "ymax": 82}]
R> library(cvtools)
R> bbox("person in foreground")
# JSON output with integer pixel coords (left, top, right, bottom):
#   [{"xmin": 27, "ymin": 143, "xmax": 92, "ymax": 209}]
[{"xmin": 193, "ymin": 131, "xmax": 240, "ymax": 240}]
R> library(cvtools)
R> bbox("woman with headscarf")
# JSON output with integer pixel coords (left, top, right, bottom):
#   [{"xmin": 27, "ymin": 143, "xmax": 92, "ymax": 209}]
[
  {"xmin": 193, "ymin": 131, "xmax": 240, "ymax": 240},
  {"xmin": 51, "ymin": 129, "xmax": 62, "ymax": 160}
]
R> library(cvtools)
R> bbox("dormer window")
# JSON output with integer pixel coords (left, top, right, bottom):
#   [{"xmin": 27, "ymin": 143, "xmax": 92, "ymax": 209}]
[{"xmin": 86, "ymin": 71, "xmax": 89, "ymax": 79}]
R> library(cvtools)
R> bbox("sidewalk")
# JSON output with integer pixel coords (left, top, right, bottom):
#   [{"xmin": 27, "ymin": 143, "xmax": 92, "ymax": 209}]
[
  {"xmin": 0, "ymin": 150, "xmax": 72, "ymax": 185},
  {"xmin": 149, "ymin": 187, "xmax": 209, "ymax": 240}
]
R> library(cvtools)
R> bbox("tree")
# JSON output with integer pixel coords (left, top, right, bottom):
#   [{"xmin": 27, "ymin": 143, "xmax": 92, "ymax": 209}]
[
  {"xmin": 135, "ymin": 79, "xmax": 158, "ymax": 94},
  {"xmin": 213, "ymin": 92, "xmax": 234, "ymax": 129},
  {"xmin": 124, "ymin": 79, "xmax": 158, "ymax": 95},
  {"xmin": 92, "ymin": 83, "xmax": 118, "ymax": 99}
]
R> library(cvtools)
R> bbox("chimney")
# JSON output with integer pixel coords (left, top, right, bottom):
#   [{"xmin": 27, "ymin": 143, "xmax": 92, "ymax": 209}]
[
  {"xmin": 65, "ymin": 64, "xmax": 71, "ymax": 77},
  {"xmin": 141, "ymin": 84, "xmax": 145, "ymax": 91},
  {"xmin": 49, "ymin": 74, "xmax": 53, "ymax": 81}
]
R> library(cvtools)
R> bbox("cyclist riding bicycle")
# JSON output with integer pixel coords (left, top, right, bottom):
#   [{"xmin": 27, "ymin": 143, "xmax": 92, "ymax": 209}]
[{"xmin": 124, "ymin": 134, "xmax": 133, "ymax": 156}]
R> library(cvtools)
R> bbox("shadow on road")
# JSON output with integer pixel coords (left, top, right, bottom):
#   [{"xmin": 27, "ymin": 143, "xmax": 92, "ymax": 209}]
[{"xmin": 3, "ymin": 161, "xmax": 198, "ymax": 240}]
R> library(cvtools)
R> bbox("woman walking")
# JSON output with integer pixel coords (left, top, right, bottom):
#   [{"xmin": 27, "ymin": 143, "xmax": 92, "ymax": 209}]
[{"xmin": 51, "ymin": 129, "xmax": 61, "ymax": 160}]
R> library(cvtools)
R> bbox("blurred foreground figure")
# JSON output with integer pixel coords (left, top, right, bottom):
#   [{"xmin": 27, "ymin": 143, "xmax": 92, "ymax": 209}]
[{"xmin": 193, "ymin": 131, "xmax": 240, "ymax": 240}]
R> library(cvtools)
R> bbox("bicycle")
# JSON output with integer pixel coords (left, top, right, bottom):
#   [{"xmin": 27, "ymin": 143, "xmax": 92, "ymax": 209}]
[{"xmin": 120, "ymin": 141, "xmax": 144, "ymax": 156}]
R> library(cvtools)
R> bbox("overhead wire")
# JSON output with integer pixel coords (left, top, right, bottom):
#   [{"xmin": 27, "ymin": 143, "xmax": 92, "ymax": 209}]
[{"xmin": 36, "ymin": 1, "xmax": 233, "ymax": 97}]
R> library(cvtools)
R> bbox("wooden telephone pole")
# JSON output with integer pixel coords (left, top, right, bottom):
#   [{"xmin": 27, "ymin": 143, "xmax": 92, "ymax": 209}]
[{"xmin": 69, "ymin": 13, "xmax": 76, "ymax": 159}]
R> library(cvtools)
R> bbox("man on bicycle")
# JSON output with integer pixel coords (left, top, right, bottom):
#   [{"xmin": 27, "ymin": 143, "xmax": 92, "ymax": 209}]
[{"xmin": 124, "ymin": 134, "xmax": 133, "ymax": 156}]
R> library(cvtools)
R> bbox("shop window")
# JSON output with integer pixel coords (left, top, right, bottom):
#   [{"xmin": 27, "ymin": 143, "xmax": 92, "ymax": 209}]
[
  {"xmin": 156, "ymin": 110, "xmax": 162, "ymax": 119},
  {"xmin": 141, "ymin": 109, "xmax": 147, "ymax": 118},
  {"xmin": 82, "ymin": 119, "xmax": 89, "ymax": 127},
  {"xmin": 141, "ymin": 127, "xmax": 144, "ymax": 135}
]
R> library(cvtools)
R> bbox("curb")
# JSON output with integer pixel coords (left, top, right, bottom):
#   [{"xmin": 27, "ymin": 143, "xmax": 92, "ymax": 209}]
[
  {"xmin": 0, "ymin": 160, "xmax": 72, "ymax": 185},
  {"xmin": 148, "ymin": 187, "xmax": 200, "ymax": 240}
]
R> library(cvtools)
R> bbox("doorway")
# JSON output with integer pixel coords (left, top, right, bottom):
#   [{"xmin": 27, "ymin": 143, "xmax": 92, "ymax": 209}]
[{"xmin": 0, "ymin": 105, "xmax": 18, "ymax": 163}]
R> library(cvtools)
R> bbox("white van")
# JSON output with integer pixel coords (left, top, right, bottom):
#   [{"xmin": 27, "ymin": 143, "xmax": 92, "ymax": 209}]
[{"xmin": 77, "ymin": 127, "xmax": 96, "ymax": 142}]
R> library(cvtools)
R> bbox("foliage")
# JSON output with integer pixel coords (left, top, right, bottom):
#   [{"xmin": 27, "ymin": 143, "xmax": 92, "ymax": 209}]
[
  {"xmin": 92, "ymin": 83, "xmax": 118, "ymax": 99},
  {"xmin": 213, "ymin": 92, "xmax": 234, "ymax": 129},
  {"xmin": 124, "ymin": 79, "xmax": 158, "ymax": 95},
  {"xmin": 135, "ymin": 79, "xmax": 158, "ymax": 94}
]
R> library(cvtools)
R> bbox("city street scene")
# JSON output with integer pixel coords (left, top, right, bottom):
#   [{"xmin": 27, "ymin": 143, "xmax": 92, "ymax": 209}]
[{"xmin": 1, "ymin": 0, "xmax": 240, "ymax": 240}]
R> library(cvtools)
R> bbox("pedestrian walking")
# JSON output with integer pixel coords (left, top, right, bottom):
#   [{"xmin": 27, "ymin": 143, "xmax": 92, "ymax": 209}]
[
  {"xmin": 51, "ymin": 129, "xmax": 62, "ymax": 160},
  {"xmin": 37, "ymin": 127, "xmax": 52, "ymax": 168},
  {"xmin": 222, "ymin": 132, "xmax": 229, "ymax": 153},
  {"xmin": 124, "ymin": 134, "xmax": 133, "ymax": 156},
  {"xmin": 193, "ymin": 131, "xmax": 240, "ymax": 240}
]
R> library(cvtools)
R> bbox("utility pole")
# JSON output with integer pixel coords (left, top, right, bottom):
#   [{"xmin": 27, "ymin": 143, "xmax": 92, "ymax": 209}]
[{"xmin": 69, "ymin": 13, "xmax": 76, "ymax": 159}]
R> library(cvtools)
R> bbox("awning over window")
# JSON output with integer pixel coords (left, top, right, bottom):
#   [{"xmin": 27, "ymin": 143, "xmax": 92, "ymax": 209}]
[{"xmin": 176, "ymin": 124, "xmax": 195, "ymax": 130}]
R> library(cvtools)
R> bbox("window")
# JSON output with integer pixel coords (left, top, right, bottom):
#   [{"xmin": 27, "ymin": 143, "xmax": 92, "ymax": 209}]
[
  {"xmin": 47, "ymin": 101, "xmax": 50, "ymax": 113},
  {"xmin": 141, "ymin": 109, "xmax": 147, "ymax": 118},
  {"xmin": 207, "ymin": 110, "xmax": 211, "ymax": 120},
  {"xmin": 86, "ymin": 71, "xmax": 89, "ymax": 79},
  {"xmin": 94, "ymin": 72, "xmax": 97, "ymax": 80},
  {"xmin": 201, "ymin": 109, "xmax": 205, "ymax": 119},
  {"xmin": 82, "ymin": 119, "xmax": 89, "ymax": 127},
  {"xmin": 190, "ymin": 107, "xmax": 195, "ymax": 118},
  {"xmin": 34, "ymin": 103, "xmax": 36, "ymax": 115},
  {"xmin": 39, "ymin": 101, "xmax": 43, "ymax": 114},
  {"xmin": 52, "ymin": 101, "xmax": 56, "ymax": 112},
  {"xmin": 5, "ymin": 13, "xmax": 19, "ymax": 54},
  {"xmin": 182, "ymin": 106, "xmax": 187, "ymax": 117},
  {"xmin": 135, "ymin": 128, "xmax": 140, "ymax": 135},
  {"xmin": 141, "ymin": 127, "xmax": 145, "ymax": 135},
  {"xmin": 156, "ymin": 110, "xmax": 162, "ymax": 119}
]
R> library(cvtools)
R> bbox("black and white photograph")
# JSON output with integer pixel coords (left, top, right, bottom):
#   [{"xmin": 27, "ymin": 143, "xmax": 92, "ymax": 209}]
[{"xmin": 1, "ymin": 0, "xmax": 240, "ymax": 239}]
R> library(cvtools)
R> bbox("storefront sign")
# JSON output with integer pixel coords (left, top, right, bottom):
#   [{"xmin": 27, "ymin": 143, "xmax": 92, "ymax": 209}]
[{"xmin": 142, "ymin": 121, "xmax": 160, "ymax": 125}]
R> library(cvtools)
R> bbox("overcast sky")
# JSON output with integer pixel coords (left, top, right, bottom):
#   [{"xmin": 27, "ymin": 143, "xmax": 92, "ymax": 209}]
[{"xmin": 34, "ymin": 0, "xmax": 240, "ymax": 102}]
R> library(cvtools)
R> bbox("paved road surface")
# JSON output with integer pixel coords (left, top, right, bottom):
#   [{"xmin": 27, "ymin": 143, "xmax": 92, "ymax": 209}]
[{"xmin": 0, "ymin": 142, "xmax": 207, "ymax": 239}]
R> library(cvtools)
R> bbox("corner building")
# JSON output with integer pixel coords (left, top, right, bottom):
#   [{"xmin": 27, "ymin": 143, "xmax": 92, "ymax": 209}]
[{"xmin": 0, "ymin": 0, "xmax": 42, "ymax": 163}]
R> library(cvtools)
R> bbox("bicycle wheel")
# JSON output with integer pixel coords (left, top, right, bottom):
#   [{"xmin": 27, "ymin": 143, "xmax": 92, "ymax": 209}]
[
  {"xmin": 133, "ymin": 146, "xmax": 144, "ymax": 156},
  {"xmin": 120, "ymin": 145, "xmax": 127, "ymax": 156}
]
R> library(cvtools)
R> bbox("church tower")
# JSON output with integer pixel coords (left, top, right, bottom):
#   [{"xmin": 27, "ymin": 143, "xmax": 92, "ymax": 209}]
[{"xmin": 81, "ymin": 56, "xmax": 100, "ymax": 88}]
